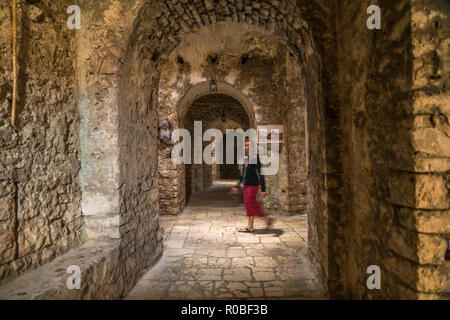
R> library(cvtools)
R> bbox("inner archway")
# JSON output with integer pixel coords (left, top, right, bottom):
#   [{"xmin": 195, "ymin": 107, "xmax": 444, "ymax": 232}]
[{"xmin": 182, "ymin": 94, "xmax": 250, "ymax": 200}]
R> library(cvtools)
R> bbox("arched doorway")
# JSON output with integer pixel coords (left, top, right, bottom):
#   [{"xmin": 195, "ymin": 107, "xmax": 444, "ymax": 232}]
[
  {"xmin": 182, "ymin": 94, "xmax": 250, "ymax": 200},
  {"xmin": 79, "ymin": 2, "xmax": 328, "ymax": 299}
]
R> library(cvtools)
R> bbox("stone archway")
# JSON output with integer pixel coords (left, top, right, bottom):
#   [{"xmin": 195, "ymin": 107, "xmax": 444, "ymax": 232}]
[
  {"xmin": 74, "ymin": 2, "xmax": 328, "ymax": 298},
  {"xmin": 176, "ymin": 81, "xmax": 257, "ymax": 129},
  {"xmin": 158, "ymin": 82, "xmax": 256, "ymax": 215},
  {"xmin": 183, "ymin": 93, "xmax": 251, "ymax": 198},
  {"xmin": 156, "ymin": 19, "xmax": 319, "ymax": 214},
  {"xmin": 77, "ymin": 0, "xmax": 329, "ymax": 298}
]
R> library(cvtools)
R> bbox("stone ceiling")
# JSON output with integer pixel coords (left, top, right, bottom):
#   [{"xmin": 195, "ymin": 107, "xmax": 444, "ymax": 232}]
[{"xmin": 185, "ymin": 94, "xmax": 250, "ymax": 129}]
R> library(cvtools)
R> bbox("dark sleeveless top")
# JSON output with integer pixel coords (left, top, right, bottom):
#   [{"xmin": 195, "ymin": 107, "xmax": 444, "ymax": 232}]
[{"xmin": 236, "ymin": 156, "xmax": 266, "ymax": 192}]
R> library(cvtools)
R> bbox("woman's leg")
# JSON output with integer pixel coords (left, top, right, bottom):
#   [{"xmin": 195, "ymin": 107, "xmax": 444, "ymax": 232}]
[{"xmin": 248, "ymin": 216, "xmax": 255, "ymax": 231}]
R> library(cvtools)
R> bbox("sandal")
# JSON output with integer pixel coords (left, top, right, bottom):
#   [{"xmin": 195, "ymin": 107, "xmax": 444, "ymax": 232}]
[{"xmin": 238, "ymin": 227, "xmax": 254, "ymax": 233}]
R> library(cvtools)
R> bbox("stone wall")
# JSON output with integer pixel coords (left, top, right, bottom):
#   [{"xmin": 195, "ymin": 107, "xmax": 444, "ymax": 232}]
[
  {"xmin": 76, "ymin": 0, "xmax": 164, "ymax": 297},
  {"xmin": 396, "ymin": 0, "xmax": 449, "ymax": 298},
  {"xmin": 118, "ymin": 12, "xmax": 164, "ymax": 292},
  {"xmin": 283, "ymin": 50, "xmax": 309, "ymax": 215},
  {"xmin": 296, "ymin": 1, "xmax": 332, "ymax": 297},
  {"xmin": 337, "ymin": 0, "xmax": 449, "ymax": 299},
  {"xmin": 158, "ymin": 143, "xmax": 184, "ymax": 215},
  {"xmin": 0, "ymin": 0, "xmax": 83, "ymax": 284}
]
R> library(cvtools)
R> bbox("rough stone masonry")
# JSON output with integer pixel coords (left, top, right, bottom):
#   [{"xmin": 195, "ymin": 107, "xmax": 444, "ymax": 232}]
[{"xmin": 0, "ymin": 0, "xmax": 448, "ymax": 300}]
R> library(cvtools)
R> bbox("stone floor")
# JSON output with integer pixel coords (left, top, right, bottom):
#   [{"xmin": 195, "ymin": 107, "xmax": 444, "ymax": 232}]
[{"xmin": 125, "ymin": 180, "xmax": 325, "ymax": 300}]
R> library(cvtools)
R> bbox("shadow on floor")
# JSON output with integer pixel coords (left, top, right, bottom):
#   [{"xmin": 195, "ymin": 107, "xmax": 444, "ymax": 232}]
[{"xmin": 253, "ymin": 229, "xmax": 285, "ymax": 236}]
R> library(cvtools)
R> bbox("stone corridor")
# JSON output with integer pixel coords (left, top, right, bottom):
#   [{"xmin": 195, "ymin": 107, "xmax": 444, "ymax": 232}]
[
  {"xmin": 1, "ymin": 0, "xmax": 448, "ymax": 300},
  {"xmin": 126, "ymin": 181, "xmax": 324, "ymax": 300}
]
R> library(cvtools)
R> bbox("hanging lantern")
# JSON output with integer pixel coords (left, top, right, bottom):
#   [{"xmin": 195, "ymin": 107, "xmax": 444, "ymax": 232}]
[{"xmin": 209, "ymin": 79, "xmax": 217, "ymax": 93}]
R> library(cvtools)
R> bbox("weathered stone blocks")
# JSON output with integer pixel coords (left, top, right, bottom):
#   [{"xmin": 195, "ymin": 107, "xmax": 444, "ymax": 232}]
[
  {"xmin": 0, "ymin": 0, "xmax": 83, "ymax": 282},
  {"xmin": 413, "ymin": 127, "xmax": 450, "ymax": 157},
  {"xmin": 0, "ymin": 232, "xmax": 15, "ymax": 264},
  {"xmin": 388, "ymin": 225, "xmax": 447, "ymax": 265},
  {"xmin": 397, "ymin": 208, "xmax": 450, "ymax": 234},
  {"xmin": 388, "ymin": 172, "xmax": 448, "ymax": 209}
]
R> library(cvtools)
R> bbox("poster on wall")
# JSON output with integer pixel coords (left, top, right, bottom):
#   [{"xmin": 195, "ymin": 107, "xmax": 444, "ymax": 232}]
[{"xmin": 257, "ymin": 125, "xmax": 285, "ymax": 143}]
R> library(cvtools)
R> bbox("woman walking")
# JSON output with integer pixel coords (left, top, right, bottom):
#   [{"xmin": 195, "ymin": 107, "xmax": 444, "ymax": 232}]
[{"xmin": 231, "ymin": 140, "xmax": 274, "ymax": 233}]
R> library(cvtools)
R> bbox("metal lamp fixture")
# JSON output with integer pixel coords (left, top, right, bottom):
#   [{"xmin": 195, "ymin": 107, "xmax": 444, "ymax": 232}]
[{"xmin": 209, "ymin": 79, "xmax": 217, "ymax": 93}]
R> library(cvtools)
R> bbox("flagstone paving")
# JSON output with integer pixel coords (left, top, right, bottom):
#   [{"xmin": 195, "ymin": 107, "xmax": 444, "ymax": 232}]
[{"xmin": 125, "ymin": 181, "xmax": 326, "ymax": 300}]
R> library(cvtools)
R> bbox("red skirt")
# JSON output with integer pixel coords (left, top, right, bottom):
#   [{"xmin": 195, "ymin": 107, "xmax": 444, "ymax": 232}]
[{"xmin": 243, "ymin": 185, "xmax": 265, "ymax": 217}]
